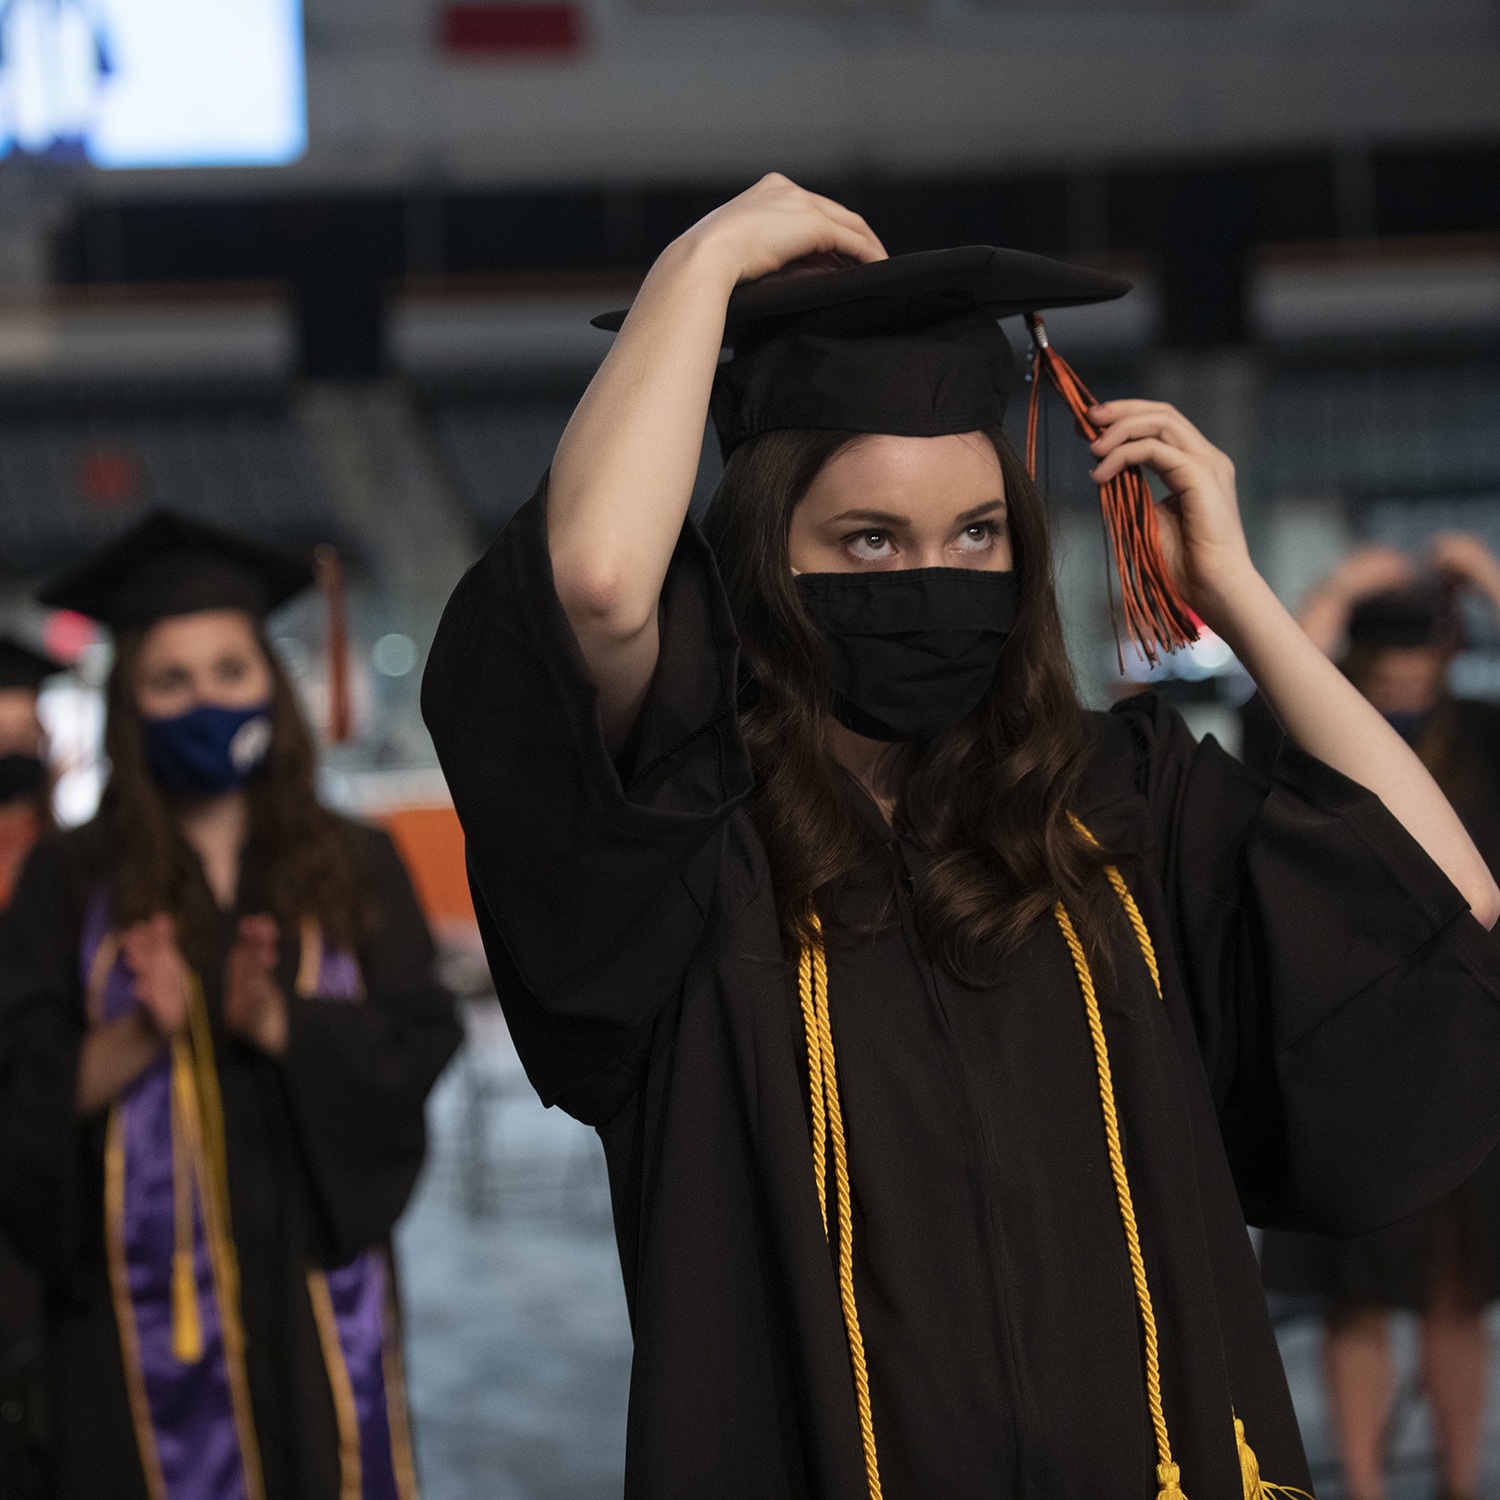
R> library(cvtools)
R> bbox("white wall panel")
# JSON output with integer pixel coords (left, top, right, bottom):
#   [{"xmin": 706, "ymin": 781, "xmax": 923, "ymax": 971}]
[{"xmin": 74, "ymin": 0, "xmax": 1500, "ymax": 194}]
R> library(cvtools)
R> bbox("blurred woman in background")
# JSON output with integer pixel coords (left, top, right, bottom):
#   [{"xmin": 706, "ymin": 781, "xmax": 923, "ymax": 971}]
[
  {"xmin": 0, "ymin": 637, "xmax": 63, "ymax": 1500},
  {"xmin": 1258, "ymin": 532, "xmax": 1500, "ymax": 1500},
  {"xmin": 0, "ymin": 510, "xmax": 461, "ymax": 1500}
]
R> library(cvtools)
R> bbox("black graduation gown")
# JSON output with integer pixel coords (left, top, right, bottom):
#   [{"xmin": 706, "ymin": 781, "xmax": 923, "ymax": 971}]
[
  {"xmin": 422, "ymin": 486, "xmax": 1500, "ymax": 1500},
  {"xmin": 1259, "ymin": 695, "xmax": 1500, "ymax": 1310},
  {"xmin": 0, "ymin": 818, "xmax": 462, "ymax": 1500},
  {"xmin": 0, "ymin": 805, "xmax": 50, "ymax": 1500}
]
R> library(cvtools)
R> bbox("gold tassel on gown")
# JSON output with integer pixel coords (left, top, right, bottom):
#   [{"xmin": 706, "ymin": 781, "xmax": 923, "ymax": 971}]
[{"xmin": 169, "ymin": 1033, "xmax": 203, "ymax": 1365}]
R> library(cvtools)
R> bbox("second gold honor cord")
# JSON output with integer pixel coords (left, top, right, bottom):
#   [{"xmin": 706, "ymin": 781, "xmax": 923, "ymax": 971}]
[
  {"xmin": 798, "ymin": 917, "xmax": 882, "ymax": 1500},
  {"xmin": 798, "ymin": 857, "xmax": 1308, "ymax": 1500}
]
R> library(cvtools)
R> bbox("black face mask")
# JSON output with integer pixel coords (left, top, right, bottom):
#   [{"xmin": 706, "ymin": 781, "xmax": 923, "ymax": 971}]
[
  {"xmin": 795, "ymin": 568, "xmax": 1019, "ymax": 742},
  {"xmin": 0, "ymin": 753, "xmax": 44, "ymax": 803}
]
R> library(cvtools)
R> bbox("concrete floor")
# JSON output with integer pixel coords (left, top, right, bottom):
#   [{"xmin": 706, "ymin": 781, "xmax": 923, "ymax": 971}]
[
  {"xmin": 394, "ymin": 1007, "xmax": 632, "ymax": 1500},
  {"xmin": 396, "ymin": 1013, "xmax": 1500, "ymax": 1500}
]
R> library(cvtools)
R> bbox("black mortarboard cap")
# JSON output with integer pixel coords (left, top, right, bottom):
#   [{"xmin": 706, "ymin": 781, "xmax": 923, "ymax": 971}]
[
  {"xmin": 37, "ymin": 509, "xmax": 315, "ymax": 631},
  {"xmin": 592, "ymin": 246, "xmax": 1132, "ymax": 459},
  {"xmin": 0, "ymin": 637, "xmax": 65, "ymax": 691},
  {"xmin": 1347, "ymin": 585, "xmax": 1457, "ymax": 652}
]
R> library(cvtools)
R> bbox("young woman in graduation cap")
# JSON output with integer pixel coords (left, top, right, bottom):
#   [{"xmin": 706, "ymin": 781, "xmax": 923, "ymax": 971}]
[
  {"xmin": 0, "ymin": 511, "xmax": 462, "ymax": 1500},
  {"xmin": 423, "ymin": 174, "xmax": 1500, "ymax": 1500}
]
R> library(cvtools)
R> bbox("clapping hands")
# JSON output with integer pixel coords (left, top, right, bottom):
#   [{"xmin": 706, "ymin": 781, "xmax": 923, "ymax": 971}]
[{"xmin": 223, "ymin": 914, "xmax": 288, "ymax": 1057}]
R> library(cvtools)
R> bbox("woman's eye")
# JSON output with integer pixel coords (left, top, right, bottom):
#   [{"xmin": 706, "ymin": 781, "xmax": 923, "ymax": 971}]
[
  {"xmin": 215, "ymin": 657, "xmax": 249, "ymax": 682},
  {"xmin": 147, "ymin": 668, "xmax": 189, "ymax": 695},
  {"xmin": 847, "ymin": 531, "xmax": 893, "ymax": 561},
  {"xmin": 953, "ymin": 524, "xmax": 993, "ymax": 552}
]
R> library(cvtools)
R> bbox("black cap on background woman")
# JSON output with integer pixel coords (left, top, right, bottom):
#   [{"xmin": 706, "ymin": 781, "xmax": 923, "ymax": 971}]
[
  {"xmin": 0, "ymin": 509, "xmax": 460, "ymax": 1500},
  {"xmin": 424, "ymin": 174, "xmax": 1500, "ymax": 1499}
]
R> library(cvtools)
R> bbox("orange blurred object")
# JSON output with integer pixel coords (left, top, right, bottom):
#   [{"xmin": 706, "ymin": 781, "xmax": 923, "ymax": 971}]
[{"xmin": 377, "ymin": 805, "xmax": 475, "ymax": 925}]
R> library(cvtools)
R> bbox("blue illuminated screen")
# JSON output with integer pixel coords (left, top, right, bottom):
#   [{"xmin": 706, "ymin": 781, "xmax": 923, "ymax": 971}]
[{"xmin": 0, "ymin": 0, "xmax": 305, "ymax": 168}]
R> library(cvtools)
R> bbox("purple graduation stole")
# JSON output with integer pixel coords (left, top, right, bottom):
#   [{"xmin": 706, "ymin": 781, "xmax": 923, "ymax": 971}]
[{"xmin": 83, "ymin": 894, "xmax": 421, "ymax": 1500}]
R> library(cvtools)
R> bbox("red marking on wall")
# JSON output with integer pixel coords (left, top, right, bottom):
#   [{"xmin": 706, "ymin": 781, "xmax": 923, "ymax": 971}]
[
  {"xmin": 441, "ymin": 3, "xmax": 583, "ymax": 55},
  {"xmin": 76, "ymin": 448, "xmax": 142, "ymax": 505}
]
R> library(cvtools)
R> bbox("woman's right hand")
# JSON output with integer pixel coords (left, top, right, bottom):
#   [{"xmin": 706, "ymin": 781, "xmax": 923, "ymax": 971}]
[
  {"xmin": 671, "ymin": 173, "xmax": 887, "ymax": 291},
  {"xmin": 122, "ymin": 913, "xmax": 190, "ymax": 1038}
]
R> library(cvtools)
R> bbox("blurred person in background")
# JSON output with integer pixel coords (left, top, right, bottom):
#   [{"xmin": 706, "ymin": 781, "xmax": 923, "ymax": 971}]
[
  {"xmin": 425, "ymin": 174, "xmax": 1500, "ymax": 1500},
  {"xmin": 0, "ymin": 638, "xmax": 63, "ymax": 1499},
  {"xmin": 0, "ymin": 638, "xmax": 60, "ymax": 907},
  {"xmin": 1257, "ymin": 533, "xmax": 1500, "ymax": 1500},
  {"xmin": 0, "ymin": 511, "xmax": 462, "ymax": 1500}
]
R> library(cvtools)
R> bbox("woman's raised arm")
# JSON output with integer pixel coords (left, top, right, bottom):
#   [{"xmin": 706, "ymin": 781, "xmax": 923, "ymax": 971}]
[
  {"xmin": 1089, "ymin": 399, "xmax": 1500, "ymax": 930},
  {"xmin": 547, "ymin": 174, "xmax": 884, "ymax": 747}
]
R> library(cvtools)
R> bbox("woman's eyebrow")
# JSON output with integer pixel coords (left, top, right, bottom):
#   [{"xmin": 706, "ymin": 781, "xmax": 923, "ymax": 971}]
[
  {"xmin": 826, "ymin": 508, "xmax": 911, "ymax": 527},
  {"xmin": 954, "ymin": 498, "xmax": 1005, "ymax": 524}
]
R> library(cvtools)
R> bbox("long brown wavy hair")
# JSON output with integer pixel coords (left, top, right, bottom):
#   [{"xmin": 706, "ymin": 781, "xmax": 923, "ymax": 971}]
[
  {"xmin": 702, "ymin": 424, "xmax": 1122, "ymax": 985},
  {"xmin": 101, "ymin": 621, "xmax": 369, "ymax": 966}
]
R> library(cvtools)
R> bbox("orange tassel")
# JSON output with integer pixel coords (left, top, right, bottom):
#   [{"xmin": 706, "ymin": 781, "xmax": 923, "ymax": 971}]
[
  {"xmin": 313, "ymin": 545, "xmax": 352, "ymax": 745},
  {"xmin": 1024, "ymin": 313, "xmax": 1198, "ymax": 667}
]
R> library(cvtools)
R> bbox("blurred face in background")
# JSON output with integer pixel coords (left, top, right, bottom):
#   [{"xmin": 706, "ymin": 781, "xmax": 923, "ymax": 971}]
[
  {"xmin": 0, "ymin": 688, "xmax": 43, "ymax": 760},
  {"xmin": 1361, "ymin": 646, "xmax": 1449, "ymax": 717},
  {"xmin": 134, "ymin": 609, "xmax": 273, "ymax": 721}
]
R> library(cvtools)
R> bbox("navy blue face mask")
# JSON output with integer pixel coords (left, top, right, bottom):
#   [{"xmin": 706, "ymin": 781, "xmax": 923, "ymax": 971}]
[
  {"xmin": 795, "ymin": 568, "xmax": 1019, "ymax": 742},
  {"xmin": 142, "ymin": 701, "xmax": 274, "ymax": 796}
]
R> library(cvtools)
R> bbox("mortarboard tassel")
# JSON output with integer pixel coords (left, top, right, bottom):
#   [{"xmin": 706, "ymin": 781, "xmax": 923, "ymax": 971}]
[
  {"xmin": 313, "ymin": 545, "xmax": 353, "ymax": 745},
  {"xmin": 1024, "ymin": 314, "xmax": 1199, "ymax": 667}
]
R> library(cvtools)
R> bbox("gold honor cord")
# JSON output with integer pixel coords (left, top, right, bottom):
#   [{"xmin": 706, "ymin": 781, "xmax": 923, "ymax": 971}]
[
  {"xmin": 105, "ymin": 1107, "xmax": 170, "ymax": 1500},
  {"xmin": 379, "ymin": 1249, "xmax": 423, "ymax": 1500},
  {"xmin": 798, "ymin": 840, "xmax": 1310, "ymax": 1500},
  {"xmin": 797, "ymin": 916, "xmax": 883, "ymax": 1500},
  {"xmin": 307, "ymin": 1269, "xmax": 363, "ymax": 1500},
  {"xmin": 105, "ymin": 971, "xmax": 265, "ymax": 1500},
  {"xmin": 179, "ymin": 976, "xmax": 267, "ymax": 1500}
]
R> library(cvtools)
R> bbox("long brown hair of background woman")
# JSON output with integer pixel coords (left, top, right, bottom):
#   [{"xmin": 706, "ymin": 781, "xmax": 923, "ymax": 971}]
[
  {"xmin": 101, "ymin": 628, "xmax": 369, "ymax": 966},
  {"xmin": 702, "ymin": 424, "xmax": 1122, "ymax": 986}
]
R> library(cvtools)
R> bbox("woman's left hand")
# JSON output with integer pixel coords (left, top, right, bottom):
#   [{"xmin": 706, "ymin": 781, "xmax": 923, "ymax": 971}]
[
  {"xmin": 1086, "ymin": 399, "xmax": 1253, "ymax": 630},
  {"xmin": 223, "ymin": 913, "xmax": 288, "ymax": 1056}
]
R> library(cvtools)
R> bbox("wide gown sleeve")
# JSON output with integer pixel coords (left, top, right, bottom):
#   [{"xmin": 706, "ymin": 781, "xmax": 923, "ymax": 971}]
[
  {"xmin": 279, "ymin": 828, "xmax": 463, "ymax": 1262},
  {"xmin": 0, "ymin": 835, "xmax": 99, "ymax": 1297},
  {"xmin": 1115, "ymin": 693, "xmax": 1500, "ymax": 1238},
  {"xmin": 421, "ymin": 480, "xmax": 754, "ymax": 1126}
]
